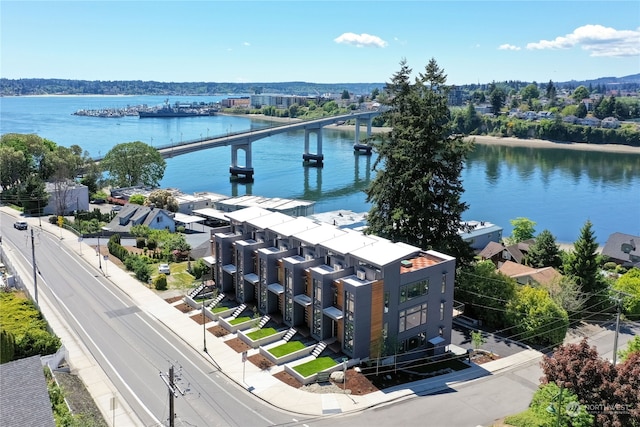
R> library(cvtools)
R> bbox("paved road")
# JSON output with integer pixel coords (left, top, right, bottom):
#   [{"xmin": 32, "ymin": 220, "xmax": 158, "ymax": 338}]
[{"xmin": 1, "ymin": 212, "xmax": 293, "ymax": 426}]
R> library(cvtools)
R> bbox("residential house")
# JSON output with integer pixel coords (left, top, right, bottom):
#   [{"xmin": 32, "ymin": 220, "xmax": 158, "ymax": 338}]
[
  {"xmin": 211, "ymin": 206, "xmax": 457, "ymax": 360},
  {"xmin": 458, "ymin": 220, "xmax": 503, "ymax": 252},
  {"xmin": 105, "ymin": 204, "xmax": 175, "ymax": 234},
  {"xmin": 602, "ymin": 232, "xmax": 640, "ymax": 268},
  {"xmin": 498, "ymin": 260, "xmax": 562, "ymax": 286},
  {"xmin": 601, "ymin": 117, "xmax": 620, "ymax": 129},
  {"xmin": 43, "ymin": 181, "xmax": 89, "ymax": 215},
  {"xmin": 578, "ymin": 116, "xmax": 601, "ymax": 127},
  {"xmin": 0, "ymin": 355, "xmax": 56, "ymax": 427},
  {"xmin": 478, "ymin": 239, "xmax": 534, "ymax": 267},
  {"xmin": 562, "ymin": 115, "xmax": 578, "ymax": 124}
]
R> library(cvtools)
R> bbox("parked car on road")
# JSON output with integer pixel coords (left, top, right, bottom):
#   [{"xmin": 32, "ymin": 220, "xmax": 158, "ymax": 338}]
[
  {"xmin": 158, "ymin": 263, "xmax": 170, "ymax": 275},
  {"xmin": 14, "ymin": 221, "xmax": 28, "ymax": 230}
]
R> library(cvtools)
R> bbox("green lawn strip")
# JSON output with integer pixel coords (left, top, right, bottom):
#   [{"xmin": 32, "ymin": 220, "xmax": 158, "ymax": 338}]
[
  {"xmin": 293, "ymin": 357, "xmax": 337, "ymax": 377},
  {"xmin": 246, "ymin": 327, "xmax": 278, "ymax": 340},
  {"xmin": 212, "ymin": 306, "xmax": 232, "ymax": 313},
  {"xmin": 229, "ymin": 316, "xmax": 252, "ymax": 325},
  {"xmin": 268, "ymin": 341, "xmax": 306, "ymax": 358}
]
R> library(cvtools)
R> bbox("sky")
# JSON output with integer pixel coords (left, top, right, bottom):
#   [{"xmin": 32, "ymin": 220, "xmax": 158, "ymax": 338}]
[{"xmin": 1, "ymin": 1, "xmax": 639, "ymax": 85}]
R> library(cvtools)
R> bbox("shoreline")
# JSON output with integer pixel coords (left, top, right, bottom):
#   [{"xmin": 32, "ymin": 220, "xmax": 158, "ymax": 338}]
[{"xmin": 202, "ymin": 113, "xmax": 640, "ymax": 155}]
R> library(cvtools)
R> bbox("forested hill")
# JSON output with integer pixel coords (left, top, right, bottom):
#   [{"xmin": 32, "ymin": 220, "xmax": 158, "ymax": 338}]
[
  {"xmin": 0, "ymin": 79, "xmax": 385, "ymax": 97},
  {"xmin": 1, "ymin": 75, "xmax": 638, "ymax": 97}
]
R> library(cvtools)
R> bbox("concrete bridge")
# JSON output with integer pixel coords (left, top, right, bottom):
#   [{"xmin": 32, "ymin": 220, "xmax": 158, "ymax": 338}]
[{"xmin": 147, "ymin": 110, "xmax": 383, "ymax": 180}]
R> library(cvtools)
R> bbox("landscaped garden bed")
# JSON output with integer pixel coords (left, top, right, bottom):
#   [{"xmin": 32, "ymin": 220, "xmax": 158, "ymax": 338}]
[
  {"xmin": 260, "ymin": 340, "xmax": 313, "ymax": 364},
  {"xmin": 238, "ymin": 327, "xmax": 286, "ymax": 348}
]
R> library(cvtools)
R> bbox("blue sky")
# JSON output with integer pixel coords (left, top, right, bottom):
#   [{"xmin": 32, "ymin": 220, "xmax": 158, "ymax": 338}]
[{"xmin": 2, "ymin": 1, "xmax": 639, "ymax": 85}]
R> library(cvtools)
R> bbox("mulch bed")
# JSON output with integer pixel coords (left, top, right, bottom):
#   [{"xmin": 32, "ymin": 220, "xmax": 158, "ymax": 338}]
[
  {"xmin": 225, "ymin": 337, "xmax": 251, "ymax": 353},
  {"xmin": 174, "ymin": 303, "xmax": 193, "ymax": 313},
  {"xmin": 209, "ymin": 325, "xmax": 230, "ymax": 337},
  {"xmin": 248, "ymin": 354, "xmax": 274, "ymax": 370},
  {"xmin": 190, "ymin": 312, "xmax": 209, "ymax": 325},
  {"xmin": 273, "ymin": 369, "xmax": 379, "ymax": 395},
  {"xmin": 165, "ymin": 296, "xmax": 183, "ymax": 304}
]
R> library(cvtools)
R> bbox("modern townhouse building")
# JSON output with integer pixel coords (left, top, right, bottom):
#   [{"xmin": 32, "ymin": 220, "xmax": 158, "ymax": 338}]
[{"xmin": 210, "ymin": 206, "xmax": 457, "ymax": 361}]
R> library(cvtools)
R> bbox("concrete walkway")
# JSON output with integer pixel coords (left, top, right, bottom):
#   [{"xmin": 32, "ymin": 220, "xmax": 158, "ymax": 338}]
[{"xmin": 2, "ymin": 208, "xmax": 544, "ymax": 423}]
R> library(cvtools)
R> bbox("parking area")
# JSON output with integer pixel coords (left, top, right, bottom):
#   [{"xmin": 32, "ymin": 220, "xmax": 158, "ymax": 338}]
[{"xmin": 451, "ymin": 321, "xmax": 530, "ymax": 358}]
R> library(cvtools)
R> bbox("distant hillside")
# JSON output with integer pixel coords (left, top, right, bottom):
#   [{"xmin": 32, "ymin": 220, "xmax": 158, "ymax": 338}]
[{"xmin": 1, "ymin": 75, "xmax": 638, "ymax": 97}]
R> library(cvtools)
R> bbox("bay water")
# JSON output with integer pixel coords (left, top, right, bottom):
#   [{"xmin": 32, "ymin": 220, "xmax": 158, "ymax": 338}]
[{"xmin": 1, "ymin": 95, "xmax": 638, "ymax": 244}]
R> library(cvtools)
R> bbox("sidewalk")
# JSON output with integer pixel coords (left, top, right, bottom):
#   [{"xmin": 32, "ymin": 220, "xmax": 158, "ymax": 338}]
[{"xmin": 3, "ymin": 209, "xmax": 544, "ymax": 420}]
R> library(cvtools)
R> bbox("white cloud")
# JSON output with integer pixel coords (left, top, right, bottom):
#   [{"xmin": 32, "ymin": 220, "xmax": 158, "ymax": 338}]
[
  {"xmin": 526, "ymin": 24, "xmax": 640, "ymax": 57},
  {"xmin": 334, "ymin": 32, "xmax": 388, "ymax": 48},
  {"xmin": 243, "ymin": 42, "xmax": 250, "ymax": 47},
  {"xmin": 498, "ymin": 43, "xmax": 521, "ymax": 51}
]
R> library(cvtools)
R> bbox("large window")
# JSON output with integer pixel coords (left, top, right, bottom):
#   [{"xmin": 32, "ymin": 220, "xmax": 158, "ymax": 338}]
[
  {"xmin": 344, "ymin": 291, "xmax": 355, "ymax": 352},
  {"xmin": 399, "ymin": 280, "xmax": 429, "ymax": 303},
  {"xmin": 399, "ymin": 303, "xmax": 428, "ymax": 333}
]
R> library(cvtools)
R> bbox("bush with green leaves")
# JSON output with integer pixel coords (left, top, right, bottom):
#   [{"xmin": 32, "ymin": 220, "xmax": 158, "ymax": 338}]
[
  {"xmin": 191, "ymin": 259, "xmax": 209, "ymax": 280},
  {"xmin": 155, "ymin": 274, "xmax": 168, "ymax": 291},
  {"xmin": 0, "ymin": 292, "xmax": 60, "ymax": 361}
]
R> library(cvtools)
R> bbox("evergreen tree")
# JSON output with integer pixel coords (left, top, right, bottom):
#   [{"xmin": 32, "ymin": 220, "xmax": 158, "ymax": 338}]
[
  {"xmin": 564, "ymin": 220, "xmax": 602, "ymax": 295},
  {"xmin": 526, "ymin": 229, "xmax": 562, "ymax": 268},
  {"xmin": 365, "ymin": 58, "xmax": 474, "ymax": 263}
]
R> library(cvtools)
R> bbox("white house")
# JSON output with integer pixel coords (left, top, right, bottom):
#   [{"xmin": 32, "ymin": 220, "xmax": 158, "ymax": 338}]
[{"xmin": 43, "ymin": 181, "xmax": 89, "ymax": 215}]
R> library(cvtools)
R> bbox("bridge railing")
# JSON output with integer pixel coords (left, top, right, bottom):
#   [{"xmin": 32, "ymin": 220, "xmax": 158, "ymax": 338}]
[{"xmin": 92, "ymin": 110, "xmax": 385, "ymax": 160}]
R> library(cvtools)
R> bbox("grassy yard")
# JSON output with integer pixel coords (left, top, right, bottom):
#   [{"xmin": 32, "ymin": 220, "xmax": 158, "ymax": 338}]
[
  {"xmin": 246, "ymin": 327, "xmax": 278, "ymax": 340},
  {"xmin": 229, "ymin": 316, "xmax": 253, "ymax": 325},
  {"xmin": 268, "ymin": 341, "xmax": 306, "ymax": 358},
  {"xmin": 293, "ymin": 357, "xmax": 337, "ymax": 377},
  {"xmin": 152, "ymin": 261, "xmax": 197, "ymax": 290}
]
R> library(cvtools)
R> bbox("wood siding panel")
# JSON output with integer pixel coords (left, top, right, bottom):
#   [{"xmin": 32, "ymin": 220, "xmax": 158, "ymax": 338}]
[{"xmin": 369, "ymin": 279, "xmax": 384, "ymax": 354}]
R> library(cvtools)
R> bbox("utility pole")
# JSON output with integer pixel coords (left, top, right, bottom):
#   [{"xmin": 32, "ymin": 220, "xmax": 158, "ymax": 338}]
[
  {"xmin": 611, "ymin": 289, "xmax": 632, "ymax": 366},
  {"xmin": 159, "ymin": 364, "xmax": 185, "ymax": 427},
  {"xmin": 31, "ymin": 228, "xmax": 38, "ymax": 305}
]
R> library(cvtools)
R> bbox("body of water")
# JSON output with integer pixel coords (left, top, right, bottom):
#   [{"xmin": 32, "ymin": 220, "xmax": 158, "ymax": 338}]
[{"xmin": 2, "ymin": 95, "xmax": 639, "ymax": 244}]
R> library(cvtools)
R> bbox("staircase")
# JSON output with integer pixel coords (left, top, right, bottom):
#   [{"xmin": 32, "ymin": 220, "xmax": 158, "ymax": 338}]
[
  {"xmin": 188, "ymin": 283, "xmax": 205, "ymax": 298},
  {"xmin": 282, "ymin": 328, "xmax": 297, "ymax": 342},
  {"xmin": 231, "ymin": 303, "xmax": 247, "ymax": 318},
  {"xmin": 206, "ymin": 293, "xmax": 225, "ymax": 309},
  {"xmin": 311, "ymin": 341, "xmax": 327, "ymax": 358},
  {"xmin": 257, "ymin": 315, "xmax": 271, "ymax": 329}
]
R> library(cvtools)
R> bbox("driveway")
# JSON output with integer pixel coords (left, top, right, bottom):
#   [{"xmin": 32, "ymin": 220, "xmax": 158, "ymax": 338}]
[{"xmin": 451, "ymin": 321, "xmax": 531, "ymax": 358}]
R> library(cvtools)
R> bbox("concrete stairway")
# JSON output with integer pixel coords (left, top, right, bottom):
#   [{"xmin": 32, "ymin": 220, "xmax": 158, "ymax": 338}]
[
  {"xmin": 231, "ymin": 303, "xmax": 247, "ymax": 318},
  {"xmin": 311, "ymin": 341, "xmax": 327, "ymax": 358},
  {"xmin": 282, "ymin": 328, "xmax": 297, "ymax": 342}
]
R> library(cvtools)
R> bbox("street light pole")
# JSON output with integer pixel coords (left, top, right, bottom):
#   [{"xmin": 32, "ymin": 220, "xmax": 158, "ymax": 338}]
[
  {"xmin": 202, "ymin": 276, "xmax": 207, "ymax": 353},
  {"xmin": 97, "ymin": 235, "xmax": 102, "ymax": 271}
]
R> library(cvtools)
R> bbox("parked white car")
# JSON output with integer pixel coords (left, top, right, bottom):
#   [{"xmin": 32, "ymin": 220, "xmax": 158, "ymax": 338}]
[{"xmin": 158, "ymin": 264, "xmax": 170, "ymax": 275}]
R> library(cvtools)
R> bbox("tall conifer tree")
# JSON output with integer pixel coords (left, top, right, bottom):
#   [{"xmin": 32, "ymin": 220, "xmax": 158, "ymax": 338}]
[
  {"xmin": 365, "ymin": 58, "xmax": 473, "ymax": 263},
  {"xmin": 565, "ymin": 220, "xmax": 601, "ymax": 295}
]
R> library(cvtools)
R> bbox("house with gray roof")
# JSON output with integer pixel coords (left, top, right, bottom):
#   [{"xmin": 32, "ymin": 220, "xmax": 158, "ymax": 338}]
[
  {"xmin": 0, "ymin": 355, "xmax": 55, "ymax": 427},
  {"xmin": 602, "ymin": 232, "xmax": 640, "ymax": 268},
  {"xmin": 105, "ymin": 204, "xmax": 175, "ymax": 234}
]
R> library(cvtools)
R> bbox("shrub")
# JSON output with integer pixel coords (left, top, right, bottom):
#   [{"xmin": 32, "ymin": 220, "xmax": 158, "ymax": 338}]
[
  {"xmin": 603, "ymin": 262, "xmax": 618, "ymax": 271},
  {"xmin": 136, "ymin": 237, "xmax": 146, "ymax": 249},
  {"xmin": 176, "ymin": 225, "xmax": 186, "ymax": 233},
  {"xmin": 0, "ymin": 329, "xmax": 16, "ymax": 363},
  {"xmin": 155, "ymin": 274, "xmax": 168, "ymax": 291}
]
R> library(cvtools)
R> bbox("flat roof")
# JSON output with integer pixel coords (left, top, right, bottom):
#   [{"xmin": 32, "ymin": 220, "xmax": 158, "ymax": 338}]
[
  {"xmin": 321, "ymin": 229, "xmax": 378, "ymax": 255},
  {"xmin": 269, "ymin": 216, "xmax": 320, "ymax": 237},
  {"xmin": 351, "ymin": 240, "xmax": 420, "ymax": 266},
  {"xmin": 246, "ymin": 211, "xmax": 293, "ymax": 230},
  {"xmin": 294, "ymin": 223, "xmax": 346, "ymax": 246},
  {"xmin": 192, "ymin": 208, "xmax": 229, "ymax": 221},
  {"xmin": 173, "ymin": 212, "xmax": 205, "ymax": 224},
  {"xmin": 225, "ymin": 206, "xmax": 272, "ymax": 223}
]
